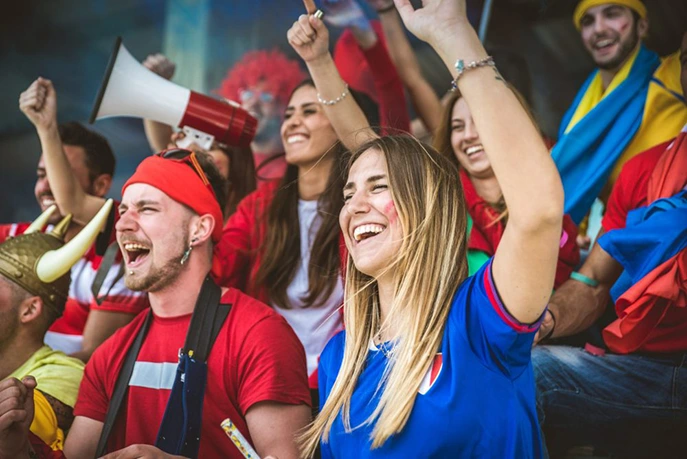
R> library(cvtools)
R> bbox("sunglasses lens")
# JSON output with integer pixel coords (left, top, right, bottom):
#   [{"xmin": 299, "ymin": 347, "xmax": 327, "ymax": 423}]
[{"xmin": 239, "ymin": 89, "xmax": 254, "ymax": 102}]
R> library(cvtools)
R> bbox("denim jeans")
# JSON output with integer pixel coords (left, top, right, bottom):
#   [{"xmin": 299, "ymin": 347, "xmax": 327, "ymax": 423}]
[{"xmin": 533, "ymin": 345, "xmax": 687, "ymax": 458}]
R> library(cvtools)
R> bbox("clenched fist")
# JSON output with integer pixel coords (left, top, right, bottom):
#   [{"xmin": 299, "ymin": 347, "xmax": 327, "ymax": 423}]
[
  {"xmin": 0, "ymin": 376, "xmax": 36, "ymax": 459},
  {"xmin": 19, "ymin": 77, "xmax": 58, "ymax": 132}
]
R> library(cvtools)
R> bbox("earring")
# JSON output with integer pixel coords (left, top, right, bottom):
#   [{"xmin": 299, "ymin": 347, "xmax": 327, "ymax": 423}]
[{"xmin": 180, "ymin": 238, "xmax": 198, "ymax": 265}]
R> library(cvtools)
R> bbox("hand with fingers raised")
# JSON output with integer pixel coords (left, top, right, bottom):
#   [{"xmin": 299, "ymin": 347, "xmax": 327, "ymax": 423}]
[{"xmin": 393, "ymin": 0, "xmax": 467, "ymax": 47}]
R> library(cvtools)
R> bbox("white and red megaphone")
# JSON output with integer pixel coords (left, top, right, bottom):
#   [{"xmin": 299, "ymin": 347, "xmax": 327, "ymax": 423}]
[{"xmin": 90, "ymin": 37, "xmax": 256, "ymax": 150}]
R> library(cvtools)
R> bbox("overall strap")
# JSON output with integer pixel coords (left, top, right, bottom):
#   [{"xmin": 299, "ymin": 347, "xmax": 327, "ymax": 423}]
[
  {"xmin": 91, "ymin": 241, "xmax": 125, "ymax": 306},
  {"xmin": 183, "ymin": 276, "xmax": 230, "ymax": 361},
  {"xmin": 95, "ymin": 311, "xmax": 153, "ymax": 457},
  {"xmin": 155, "ymin": 276, "xmax": 232, "ymax": 457}
]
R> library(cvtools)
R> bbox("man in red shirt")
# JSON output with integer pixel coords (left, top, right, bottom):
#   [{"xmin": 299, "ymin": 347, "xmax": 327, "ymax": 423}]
[
  {"xmin": 532, "ymin": 31, "xmax": 687, "ymax": 457},
  {"xmin": 60, "ymin": 149, "xmax": 310, "ymax": 458}
]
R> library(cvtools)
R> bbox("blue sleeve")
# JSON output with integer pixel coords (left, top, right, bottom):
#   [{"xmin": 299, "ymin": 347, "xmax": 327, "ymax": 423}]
[
  {"xmin": 318, "ymin": 332, "xmax": 345, "ymax": 459},
  {"xmin": 450, "ymin": 260, "xmax": 545, "ymax": 378}
]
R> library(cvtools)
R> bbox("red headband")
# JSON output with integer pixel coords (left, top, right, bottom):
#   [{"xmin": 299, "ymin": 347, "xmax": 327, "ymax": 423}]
[{"xmin": 122, "ymin": 156, "xmax": 223, "ymax": 242}]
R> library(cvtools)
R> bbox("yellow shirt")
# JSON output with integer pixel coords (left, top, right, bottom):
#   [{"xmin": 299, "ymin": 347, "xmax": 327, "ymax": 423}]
[{"xmin": 7, "ymin": 345, "xmax": 84, "ymax": 450}]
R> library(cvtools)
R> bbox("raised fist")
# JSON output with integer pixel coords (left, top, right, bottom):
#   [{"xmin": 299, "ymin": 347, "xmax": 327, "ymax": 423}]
[
  {"xmin": 287, "ymin": 14, "xmax": 331, "ymax": 64},
  {"xmin": 19, "ymin": 77, "xmax": 58, "ymax": 132},
  {"xmin": 142, "ymin": 53, "xmax": 176, "ymax": 80}
]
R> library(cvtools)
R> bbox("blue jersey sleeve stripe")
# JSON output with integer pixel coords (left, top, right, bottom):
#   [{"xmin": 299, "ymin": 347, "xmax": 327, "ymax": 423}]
[{"xmin": 484, "ymin": 262, "xmax": 545, "ymax": 333}]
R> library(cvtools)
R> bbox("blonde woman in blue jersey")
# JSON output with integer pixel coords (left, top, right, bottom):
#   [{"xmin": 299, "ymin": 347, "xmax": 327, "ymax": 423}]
[{"xmin": 292, "ymin": 0, "xmax": 564, "ymax": 457}]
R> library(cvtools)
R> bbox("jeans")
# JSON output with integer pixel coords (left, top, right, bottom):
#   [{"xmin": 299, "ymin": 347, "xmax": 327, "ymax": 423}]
[{"xmin": 533, "ymin": 345, "xmax": 687, "ymax": 458}]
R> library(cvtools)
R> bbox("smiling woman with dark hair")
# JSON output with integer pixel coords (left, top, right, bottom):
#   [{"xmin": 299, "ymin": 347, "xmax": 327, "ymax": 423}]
[{"xmin": 217, "ymin": 78, "xmax": 378, "ymax": 394}]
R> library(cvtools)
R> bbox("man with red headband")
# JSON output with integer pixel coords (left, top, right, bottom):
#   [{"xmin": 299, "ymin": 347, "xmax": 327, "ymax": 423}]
[{"xmin": 56, "ymin": 151, "xmax": 311, "ymax": 458}]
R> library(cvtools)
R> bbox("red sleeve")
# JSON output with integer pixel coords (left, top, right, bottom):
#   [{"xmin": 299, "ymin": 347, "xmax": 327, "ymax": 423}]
[
  {"xmin": 602, "ymin": 140, "xmax": 671, "ymax": 232},
  {"xmin": 72, "ymin": 335, "xmax": 114, "ymax": 422},
  {"xmin": 216, "ymin": 191, "xmax": 259, "ymax": 289},
  {"xmin": 362, "ymin": 39, "xmax": 411, "ymax": 134},
  {"xmin": 233, "ymin": 300, "xmax": 311, "ymax": 413}
]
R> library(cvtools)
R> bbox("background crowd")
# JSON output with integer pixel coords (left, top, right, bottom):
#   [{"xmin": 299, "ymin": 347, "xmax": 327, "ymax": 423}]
[{"xmin": 0, "ymin": 0, "xmax": 685, "ymax": 458}]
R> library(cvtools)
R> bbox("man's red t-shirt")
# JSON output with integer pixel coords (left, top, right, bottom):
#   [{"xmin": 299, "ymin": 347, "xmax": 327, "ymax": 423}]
[
  {"xmin": 74, "ymin": 287, "xmax": 311, "ymax": 457},
  {"xmin": 601, "ymin": 139, "xmax": 673, "ymax": 232}
]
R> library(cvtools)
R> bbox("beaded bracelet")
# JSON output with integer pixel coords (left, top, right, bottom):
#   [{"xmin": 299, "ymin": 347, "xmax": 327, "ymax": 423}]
[
  {"xmin": 317, "ymin": 84, "xmax": 349, "ymax": 106},
  {"xmin": 570, "ymin": 271, "xmax": 599, "ymax": 288},
  {"xmin": 451, "ymin": 56, "xmax": 495, "ymax": 90}
]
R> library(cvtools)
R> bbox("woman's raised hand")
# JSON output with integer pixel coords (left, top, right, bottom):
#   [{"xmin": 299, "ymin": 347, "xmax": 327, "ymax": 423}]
[
  {"xmin": 287, "ymin": 14, "xmax": 331, "ymax": 64},
  {"xmin": 393, "ymin": 0, "xmax": 467, "ymax": 46}
]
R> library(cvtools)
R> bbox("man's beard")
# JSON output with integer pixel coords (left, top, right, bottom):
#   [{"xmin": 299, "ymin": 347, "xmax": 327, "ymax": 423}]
[
  {"xmin": 124, "ymin": 236, "xmax": 188, "ymax": 293},
  {"xmin": 595, "ymin": 25, "xmax": 640, "ymax": 71}
]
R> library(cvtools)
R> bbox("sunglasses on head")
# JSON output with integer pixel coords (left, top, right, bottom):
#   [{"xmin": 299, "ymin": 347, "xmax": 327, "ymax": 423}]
[{"xmin": 157, "ymin": 148, "xmax": 217, "ymax": 199}]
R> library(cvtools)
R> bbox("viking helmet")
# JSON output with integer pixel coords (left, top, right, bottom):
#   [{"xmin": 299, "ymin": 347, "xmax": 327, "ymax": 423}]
[{"xmin": 0, "ymin": 199, "xmax": 113, "ymax": 315}]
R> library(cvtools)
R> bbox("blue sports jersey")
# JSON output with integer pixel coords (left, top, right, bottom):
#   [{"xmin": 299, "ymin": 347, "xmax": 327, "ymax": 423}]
[{"xmin": 318, "ymin": 261, "xmax": 545, "ymax": 458}]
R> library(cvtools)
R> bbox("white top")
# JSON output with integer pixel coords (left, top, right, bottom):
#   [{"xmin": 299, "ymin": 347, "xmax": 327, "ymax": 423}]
[{"xmin": 273, "ymin": 199, "xmax": 344, "ymax": 378}]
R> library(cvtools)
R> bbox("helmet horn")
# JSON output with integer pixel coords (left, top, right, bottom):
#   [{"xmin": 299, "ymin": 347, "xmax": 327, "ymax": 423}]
[
  {"xmin": 35, "ymin": 199, "xmax": 114, "ymax": 283},
  {"xmin": 24, "ymin": 205, "xmax": 58, "ymax": 234}
]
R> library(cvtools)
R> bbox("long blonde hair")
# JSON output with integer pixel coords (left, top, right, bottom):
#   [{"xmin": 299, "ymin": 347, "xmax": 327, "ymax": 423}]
[{"xmin": 300, "ymin": 136, "xmax": 470, "ymax": 456}]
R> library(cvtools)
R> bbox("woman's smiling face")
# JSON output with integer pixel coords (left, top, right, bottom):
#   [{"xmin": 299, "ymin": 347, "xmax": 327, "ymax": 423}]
[{"xmin": 340, "ymin": 148, "xmax": 403, "ymax": 279}]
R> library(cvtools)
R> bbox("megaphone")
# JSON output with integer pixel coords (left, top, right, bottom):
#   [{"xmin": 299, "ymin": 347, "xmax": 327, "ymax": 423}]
[{"xmin": 90, "ymin": 37, "xmax": 257, "ymax": 150}]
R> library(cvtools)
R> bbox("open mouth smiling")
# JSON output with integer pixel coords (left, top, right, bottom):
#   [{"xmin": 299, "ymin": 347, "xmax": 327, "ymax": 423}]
[
  {"xmin": 464, "ymin": 145, "xmax": 484, "ymax": 156},
  {"xmin": 122, "ymin": 242, "xmax": 151, "ymax": 268},
  {"xmin": 353, "ymin": 223, "xmax": 387, "ymax": 244},
  {"xmin": 593, "ymin": 37, "xmax": 617, "ymax": 51},
  {"xmin": 286, "ymin": 133, "xmax": 309, "ymax": 145}
]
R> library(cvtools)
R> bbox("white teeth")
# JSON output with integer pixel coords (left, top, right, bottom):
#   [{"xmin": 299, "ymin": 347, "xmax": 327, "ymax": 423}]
[
  {"xmin": 287, "ymin": 134, "xmax": 308, "ymax": 144},
  {"xmin": 123, "ymin": 243, "xmax": 150, "ymax": 252},
  {"xmin": 353, "ymin": 224, "xmax": 385, "ymax": 242},
  {"xmin": 465, "ymin": 145, "xmax": 484, "ymax": 156},
  {"xmin": 42, "ymin": 198, "xmax": 55, "ymax": 206},
  {"xmin": 596, "ymin": 39, "xmax": 614, "ymax": 48}
]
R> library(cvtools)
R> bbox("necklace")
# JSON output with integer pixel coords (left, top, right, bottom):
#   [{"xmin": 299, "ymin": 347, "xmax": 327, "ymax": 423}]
[
  {"xmin": 374, "ymin": 330, "xmax": 395, "ymax": 359},
  {"xmin": 377, "ymin": 341, "xmax": 394, "ymax": 359}
]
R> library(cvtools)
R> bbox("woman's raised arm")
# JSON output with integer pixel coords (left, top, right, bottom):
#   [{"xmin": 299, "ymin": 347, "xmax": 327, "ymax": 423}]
[
  {"xmin": 395, "ymin": 0, "xmax": 563, "ymax": 324},
  {"xmin": 287, "ymin": 14, "xmax": 377, "ymax": 150}
]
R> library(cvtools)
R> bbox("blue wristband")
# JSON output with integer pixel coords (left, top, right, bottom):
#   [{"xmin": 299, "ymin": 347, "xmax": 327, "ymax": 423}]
[{"xmin": 570, "ymin": 271, "xmax": 599, "ymax": 288}]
